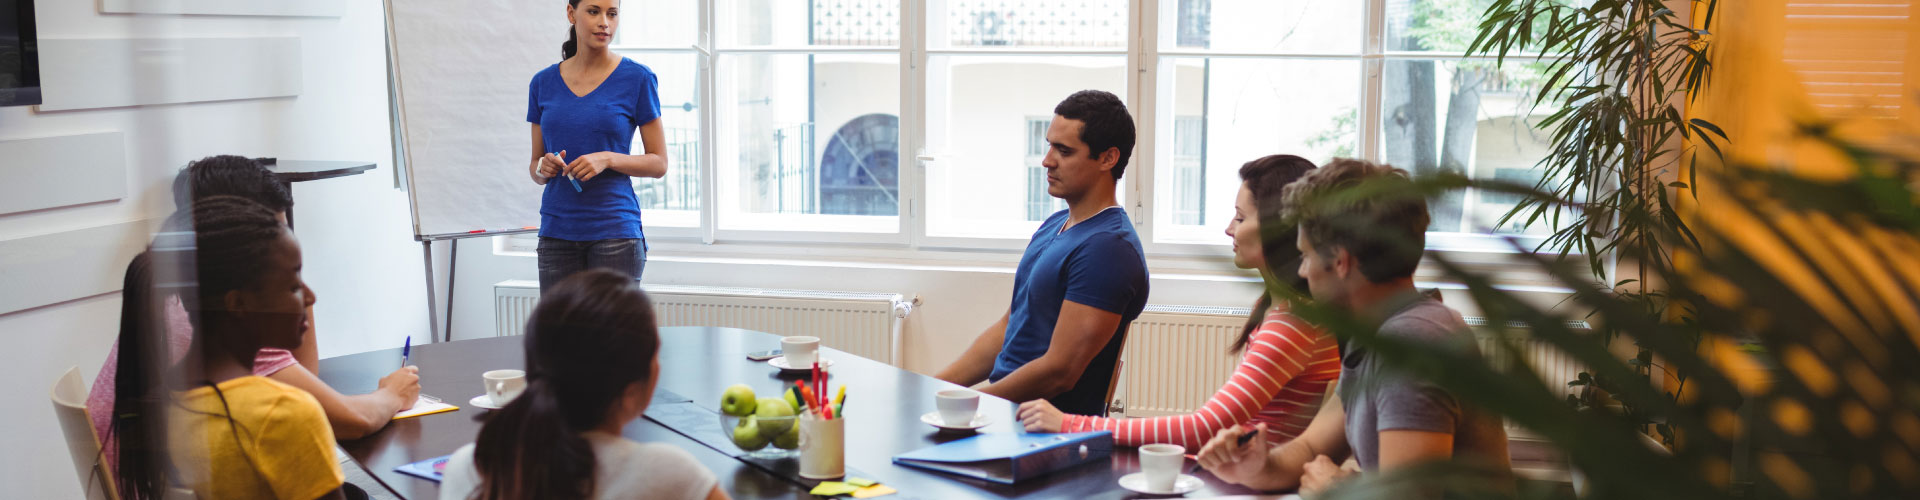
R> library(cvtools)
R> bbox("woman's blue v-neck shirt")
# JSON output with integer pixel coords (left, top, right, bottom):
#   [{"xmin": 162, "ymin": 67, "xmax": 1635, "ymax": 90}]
[{"xmin": 527, "ymin": 57, "xmax": 661, "ymax": 242}]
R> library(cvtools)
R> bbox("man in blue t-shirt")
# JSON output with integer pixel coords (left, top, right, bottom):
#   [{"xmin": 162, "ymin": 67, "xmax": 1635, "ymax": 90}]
[{"xmin": 934, "ymin": 90, "xmax": 1150, "ymax": 417}]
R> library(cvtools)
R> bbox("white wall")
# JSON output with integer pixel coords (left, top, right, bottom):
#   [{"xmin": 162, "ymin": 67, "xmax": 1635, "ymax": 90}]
[{"xmin": 0, "ymin": 1, "xmax": 423, "ymax": 498}]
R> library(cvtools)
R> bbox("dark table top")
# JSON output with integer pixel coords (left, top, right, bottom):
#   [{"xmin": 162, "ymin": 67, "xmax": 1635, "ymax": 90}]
[
  {"xmin": 320, "ymin": 327, "xmax": 1268, "ymax": 499},
  {"xmin": 266, "ymin": 160, "xmax": 375, "ymax": 183}
]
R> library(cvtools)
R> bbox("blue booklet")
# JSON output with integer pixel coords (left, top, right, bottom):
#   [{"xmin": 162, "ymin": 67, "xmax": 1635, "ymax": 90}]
[
  {"xmin": 891, "ymin": 431, "xmax": 1113, "ymax": 484},
  {"xmin": 394, "ymin": 455, "xmax": 453, "ymax": 483}
]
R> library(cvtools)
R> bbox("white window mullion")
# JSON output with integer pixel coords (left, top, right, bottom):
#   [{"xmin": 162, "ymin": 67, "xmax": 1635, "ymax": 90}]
[
  {"xmin": 698, "ymin": 0, "xmax": 719, "ymax": 243},
  {"xmin": 1130, "ymin": 0, "xmax": 1154, "ymax": 237},
  {"xmin": 1361, "ymin": 0, "xmax": 1387, "ymax": 163},
  {"xmin": 902, "ymin": 0, "xmax": 928, "ymax": 248}
]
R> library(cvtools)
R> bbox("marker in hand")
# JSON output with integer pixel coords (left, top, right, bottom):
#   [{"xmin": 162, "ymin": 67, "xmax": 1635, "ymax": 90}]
[{"xmin": 547, "ymin": 151, "xmax": 582, "ymax": 192}]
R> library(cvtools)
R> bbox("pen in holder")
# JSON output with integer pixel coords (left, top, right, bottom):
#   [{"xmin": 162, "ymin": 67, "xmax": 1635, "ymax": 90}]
[{"xmin": 798, "ymin": 412, "xmax": 845, "ymax": 479}]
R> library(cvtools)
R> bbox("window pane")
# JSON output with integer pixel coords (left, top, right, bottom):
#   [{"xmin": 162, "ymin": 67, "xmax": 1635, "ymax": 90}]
[
  {"xmin": 717, "ymin": 53, "xmax": 901, "ymax": 230},
  {"xmin": 1158, "ymin": 0, "xmax": 1364, "ymax": 54},
  {"xmin": 1384, "ymin": 0, "xmax": 1586, "ymax": 53},
  {"xmin": 724, "ymin": 0, "xmax": 901, "ymax": 47},
  {"xmin": 618, "ymin": 52, "xmax": 701, "ymax": 227},
  {"xmin": 617, "ymin": 0, "xmax": 699, "ymax": 47},
  {"xmin": 926, "ymin": 55, "xmax": 1127, "ymax": 238},
  {"xmin": 929, "ymin": 0, "xmax": 1129, "ymax": 50},
  {"xmin": 1154, "ymin": 57, "xmax": 1360, "ymax": 243},
  {"xmin": 1378, "ymin": 59, "xmax": 1560, "ymax": 235}
]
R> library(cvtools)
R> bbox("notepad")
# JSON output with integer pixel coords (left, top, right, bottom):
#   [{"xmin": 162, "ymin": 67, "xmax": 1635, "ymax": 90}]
[{"xmin": 395, "ymin": 394, "xmax": 458, "ymax": 419}]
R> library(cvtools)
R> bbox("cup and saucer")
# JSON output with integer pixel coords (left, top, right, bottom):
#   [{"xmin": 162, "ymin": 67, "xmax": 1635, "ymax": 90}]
[
  {"xmin": 920, "ymin": 388, "xmax": 991, "ymax": 431},
  {"xmin": 1118, "ymin": 443, "xmax": 1204, "ymax": 495},
  {"xmin": 768, "ymin": 336, "xmax": 835, "ymax": 371},
  {"xmin": 469, "ymin": 369, "xmax": 525, "ymax": 410}
]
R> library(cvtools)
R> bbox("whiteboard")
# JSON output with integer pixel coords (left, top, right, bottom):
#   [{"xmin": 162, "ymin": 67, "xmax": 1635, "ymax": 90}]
[{"xmin": 387, "ymin": 0, "xmax": 558, "ymax": 240}]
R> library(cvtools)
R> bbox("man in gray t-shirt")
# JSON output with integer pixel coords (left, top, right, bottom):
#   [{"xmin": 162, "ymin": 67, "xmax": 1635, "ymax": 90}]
[
  {"xmin": 1195, "ymin": 159, "xmax": 1511, "ymax": 495},
  {"xmin": 1340, "ymin": 294, "xmax": 1510, "ymax": 470}
]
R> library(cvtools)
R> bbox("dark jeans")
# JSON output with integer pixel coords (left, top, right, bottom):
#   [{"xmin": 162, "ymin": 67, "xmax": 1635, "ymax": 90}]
[{"xmin": 537, "ymin": 237, "xmax": 646, "ymax": 290}]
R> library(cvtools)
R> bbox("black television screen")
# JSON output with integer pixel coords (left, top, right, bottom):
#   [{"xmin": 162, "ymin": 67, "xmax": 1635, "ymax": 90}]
[{"xmin": 1, "ymin": 0, "xmax": 40, "ymax": 107}]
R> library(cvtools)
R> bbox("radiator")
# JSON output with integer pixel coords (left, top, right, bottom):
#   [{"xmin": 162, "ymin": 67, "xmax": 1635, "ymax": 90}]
[
  {"xmin": 1113, "ymin": 306, "xmax": 1589, "ymax": 435},
  {"xmin": 491, "ymin": 281, "xmax": 914, "ymax": 365},
  {"xmin": 1113, "ymin": 305, "xmax": 1251, "ymax": 418}
]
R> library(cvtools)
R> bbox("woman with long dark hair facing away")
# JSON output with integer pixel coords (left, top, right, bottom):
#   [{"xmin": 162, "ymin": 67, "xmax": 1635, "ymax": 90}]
[
  {"xmin": 439, "ymin": 270, "xmax": 728, "ymax": 500},
  {"xmin": 114, "ymin": 195, "xmax": 347, "ymax": 499},
  {"xmin": 528, "ymin": 0, "xmax": 668, "ymax": 289},
  {"xmin": 1015, "ymin": 155, "xmax": 1342, "ymax": 449}
]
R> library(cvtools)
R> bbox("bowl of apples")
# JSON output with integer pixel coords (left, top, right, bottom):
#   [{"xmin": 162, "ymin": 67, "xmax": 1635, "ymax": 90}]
[{"xmin": 718, "ymin": 384, "xmax": 802, "ymax": 459}]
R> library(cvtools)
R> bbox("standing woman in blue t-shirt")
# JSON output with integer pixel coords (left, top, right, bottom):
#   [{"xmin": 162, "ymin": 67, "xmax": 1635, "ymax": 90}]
[{"xmin": 528, "ymin": 0, "xmax": 666, "ymax": 290}]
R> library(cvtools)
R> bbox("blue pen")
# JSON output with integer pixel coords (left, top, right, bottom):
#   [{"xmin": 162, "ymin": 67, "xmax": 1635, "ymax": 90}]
[{"xmin": 401, "ymin": 335, "xmax": 411, "ymax": 369}]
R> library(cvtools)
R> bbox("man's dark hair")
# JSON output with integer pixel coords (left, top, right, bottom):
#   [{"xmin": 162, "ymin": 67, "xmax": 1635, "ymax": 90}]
[
  {"xmin": 171, "ymin": 155, "xmax": 292, "ymax": 214},
  {"xmin": 1281, "ymin": 158, "xmax": 1429, "ymax": 283},
  {"xmin": 1052, "ymin": 90, "xmax": 1135, "ymax": 180}
]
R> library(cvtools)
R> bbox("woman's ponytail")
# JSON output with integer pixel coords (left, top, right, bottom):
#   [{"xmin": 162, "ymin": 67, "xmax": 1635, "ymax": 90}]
[
  {"xmin": 472, "ymin": 379, "xmax": 596, "ymax": 500},
  {"xmin": 561, "ymin": 0, "xmax": 582, "ymax": 61},
  {"xmin": 562, "ymin": 28, "xmax": 578, "ymax": 61}
]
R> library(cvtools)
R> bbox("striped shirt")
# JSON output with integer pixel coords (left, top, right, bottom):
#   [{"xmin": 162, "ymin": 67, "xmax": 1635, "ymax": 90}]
[{"xmin": 1059, "ymin": 306, "xmax": 1340, "ymax": 449}]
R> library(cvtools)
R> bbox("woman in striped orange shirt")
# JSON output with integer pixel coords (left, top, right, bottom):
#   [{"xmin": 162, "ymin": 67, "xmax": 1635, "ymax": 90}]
[{"xmin": 1015, "ymin": 154, "xmax": 1340, "ymax": 449}]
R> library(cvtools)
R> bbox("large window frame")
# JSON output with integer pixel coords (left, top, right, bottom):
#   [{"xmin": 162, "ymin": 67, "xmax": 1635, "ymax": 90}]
[{"xmin": 526, "ymin": 0, "xmax": 1569, "ymax": 268}]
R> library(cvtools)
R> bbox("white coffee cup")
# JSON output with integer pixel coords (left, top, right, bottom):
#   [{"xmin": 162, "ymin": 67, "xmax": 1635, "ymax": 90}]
[
  {"xmin": 483, "ymin": 369, "xmax": 527, "ymax": 406},
  {"xmin": 781, "ymin": 336, "xmax": 820, "ymax": 367},
  {"xmin": 1139, "ymin": 443, "xmax": 1185, "ymax": 492},
  {"xmin": 934, "ymin": 389, "xmax": 980, "ymax": 426}
]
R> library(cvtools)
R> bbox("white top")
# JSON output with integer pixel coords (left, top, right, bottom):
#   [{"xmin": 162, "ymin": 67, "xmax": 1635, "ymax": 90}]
[{"xmin": 438, "ymin": 431, "xmax": 719, "ymax": 500}]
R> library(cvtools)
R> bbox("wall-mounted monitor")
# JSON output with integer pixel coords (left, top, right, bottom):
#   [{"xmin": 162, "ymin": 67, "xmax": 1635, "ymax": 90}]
[{"xmin": 1, "ymin": 0, "xmax": 40, "ymax": 107}]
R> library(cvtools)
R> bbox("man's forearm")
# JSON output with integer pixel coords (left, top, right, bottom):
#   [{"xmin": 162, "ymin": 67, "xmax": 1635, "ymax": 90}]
[{"xmin": 977, "ymin": 358, "xmax": 1073, "ymax": 403}]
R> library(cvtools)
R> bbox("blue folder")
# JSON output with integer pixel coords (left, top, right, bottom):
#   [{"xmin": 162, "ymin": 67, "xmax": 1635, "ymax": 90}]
[
  {"xmin": 394, "ymin": 455, "xmax": 452, "ymax": 483},
  {"xmin": 891, "ymin": 431, "xmax": 1113, "ymax": 484}
]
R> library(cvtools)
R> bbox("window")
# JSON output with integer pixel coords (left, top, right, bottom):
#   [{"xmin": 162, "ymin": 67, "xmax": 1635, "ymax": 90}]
[
  {"xmin": 1377, "ymin": 0, "xmax": 1566, "ymax": 237},
  {"xmin": 547, "ymin": 1, "xmax": 1571, "ymax": 254},
  {"xmin": 1024, "ymin": 117, "xmax": 1067, "ymax": 221},
  {"xmin": 715, "ymin": 0, "xmax": 901, "ymax": 234}
]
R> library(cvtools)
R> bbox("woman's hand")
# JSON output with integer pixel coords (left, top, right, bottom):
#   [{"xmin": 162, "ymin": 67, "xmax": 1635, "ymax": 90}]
[
  {"xmin": 532, "ymin": 150, "xmax": 566, "ymax": 185},
  {"xmin": 566, "ymin": 152, "xmax": 618, "ymax": 181},
  {"xmin": 1017, "ymin": 400, "xmax": 1066, "ymax": 433}
]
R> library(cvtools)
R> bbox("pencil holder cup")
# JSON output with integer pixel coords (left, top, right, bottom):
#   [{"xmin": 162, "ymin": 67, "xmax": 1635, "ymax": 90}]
[{"xmin": 798, "ymin": 413, "xmax": 845, "ymax": 479}]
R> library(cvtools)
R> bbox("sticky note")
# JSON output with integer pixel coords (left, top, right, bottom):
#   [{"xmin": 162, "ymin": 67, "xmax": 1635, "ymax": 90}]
[
  {"xmin": 845, "ymin": 477, "xmax": 877, "ymax": 488},
  {"xmin": 852, "ymin": 485, "xmax": 897, "ymax": 498},
  {"xmin": 809, "ymin": 482, "xmax": 861, "ymax": 496}
]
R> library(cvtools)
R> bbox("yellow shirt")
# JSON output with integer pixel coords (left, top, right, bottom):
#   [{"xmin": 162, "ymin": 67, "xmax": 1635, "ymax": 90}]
[{"xmin": 169, "ymin": 375, "xmax": 343, "ymax": 500}]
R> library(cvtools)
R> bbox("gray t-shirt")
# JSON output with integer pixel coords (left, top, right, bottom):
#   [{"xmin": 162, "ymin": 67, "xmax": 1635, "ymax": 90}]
[
  {"xmin": 439, "ymin": 431, "xmax": 718, "ymax": 500},
  {"xmin": 1340, "ymin": 294, "xmax": 1510, "ymax": 471}
]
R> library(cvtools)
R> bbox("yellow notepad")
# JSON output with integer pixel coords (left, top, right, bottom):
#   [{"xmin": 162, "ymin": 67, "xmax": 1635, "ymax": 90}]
[{"xmin": 395, "ymin": 395, "xmax": 458, "ymax": 419}]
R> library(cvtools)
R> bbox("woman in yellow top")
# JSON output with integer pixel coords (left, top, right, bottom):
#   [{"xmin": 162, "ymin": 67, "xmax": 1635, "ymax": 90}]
[{"xmin": 113, "ymin": 196, "xmax": 347, "ymax": 500}]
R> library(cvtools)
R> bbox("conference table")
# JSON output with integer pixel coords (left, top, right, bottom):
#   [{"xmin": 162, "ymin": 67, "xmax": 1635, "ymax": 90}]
[{"xmin": 319, "ymin": 327, "xmax": 1281, "ymax": 499}]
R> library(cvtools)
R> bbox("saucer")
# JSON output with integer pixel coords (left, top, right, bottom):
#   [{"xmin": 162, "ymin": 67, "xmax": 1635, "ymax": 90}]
[
  {"xmin": 469, "ymin": 395, "xmax": 507, "ymax": 410},
  {"xmin": 767, "ymin": 356, "xmax": 835, "ymax": 371},
  {"xmin": 919, "ymin": 411, "xmax": 991, "ymax": 431},
  {"xmin": 1117, "ymin": 472, "xmax": 1203, "ymax": 495}
]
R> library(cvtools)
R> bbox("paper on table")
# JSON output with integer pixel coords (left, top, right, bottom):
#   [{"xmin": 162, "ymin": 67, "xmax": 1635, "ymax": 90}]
[
  {"xmin": 852, "ymin": 484, "xmax": 897, "ymax": 498},
  {"xmin": 395, "ymin": 395, "xmax": 459, "ymax": 419},
  {"xmin": 808, "ymin": 482, "xmax": 861, "ymax": 496}
]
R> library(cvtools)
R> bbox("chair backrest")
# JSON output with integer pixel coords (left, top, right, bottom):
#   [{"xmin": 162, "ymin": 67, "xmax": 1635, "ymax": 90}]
[
  {"xmin": 50, "ymin": 366, "xmax": 119, "ymax": 500},
  {"xmin": 1104, "ymin": 359, "xmax": 1124, "ymax": 416}
]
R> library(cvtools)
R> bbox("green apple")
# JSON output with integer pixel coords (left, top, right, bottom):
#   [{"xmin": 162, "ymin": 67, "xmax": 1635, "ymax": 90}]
[
  {"xmin": 720, "ymin": 384, "xmax": 758, "ymax": 416},
  {"xmin": 731, "ymin": 415, "xmax": 770, "ymax": 450},
  {"xmin": 755, "ymin": 397, "xmax": 795, "ymax": 435},
  {"xmin": 772, "ymin": 420, "xmax": 801, "ymax": 449}
]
